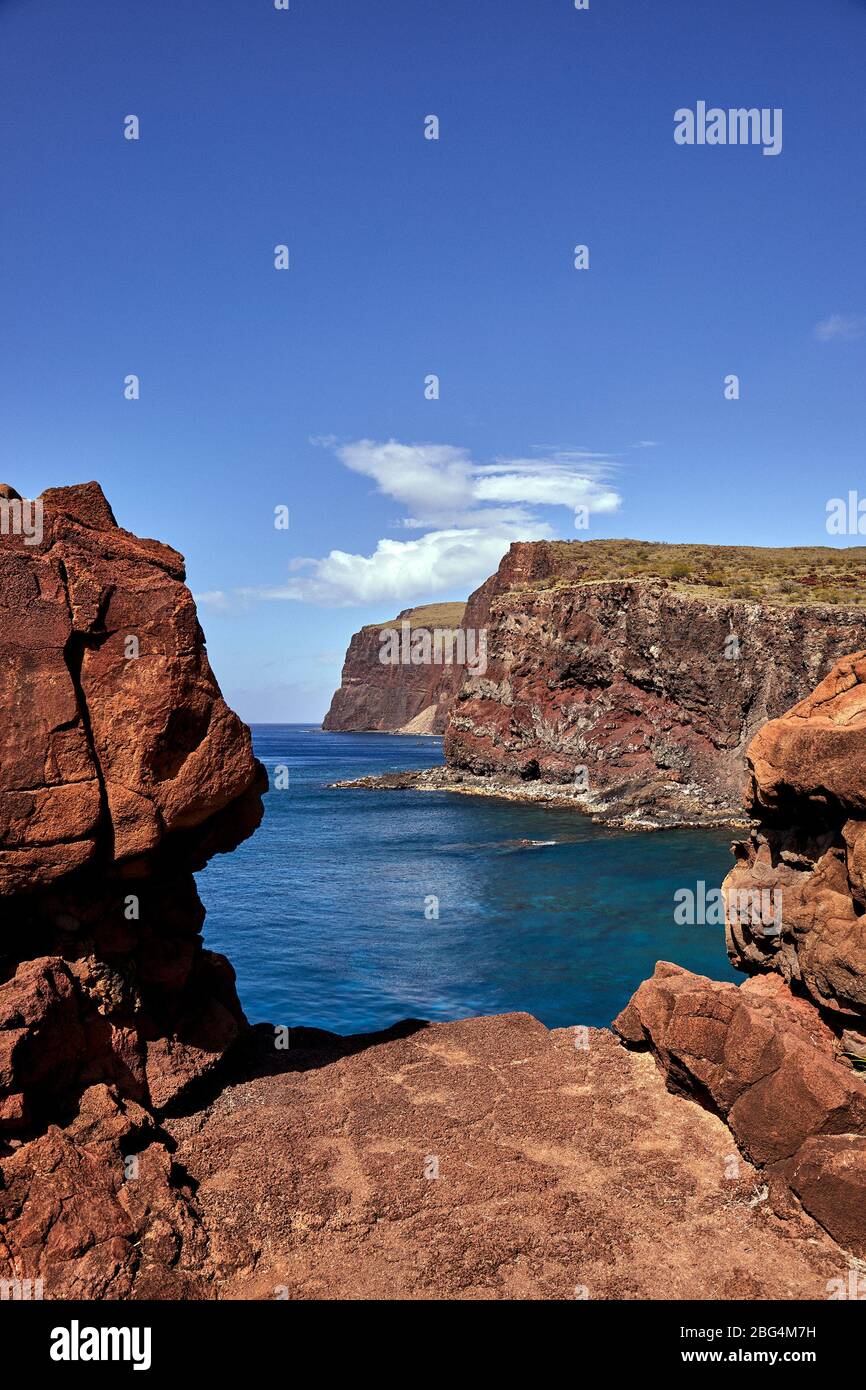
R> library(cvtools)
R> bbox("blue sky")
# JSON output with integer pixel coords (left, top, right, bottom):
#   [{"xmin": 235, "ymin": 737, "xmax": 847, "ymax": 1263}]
[{"xmin": 2, "ymin": 0, "xmax": 865, "ymax": 719}]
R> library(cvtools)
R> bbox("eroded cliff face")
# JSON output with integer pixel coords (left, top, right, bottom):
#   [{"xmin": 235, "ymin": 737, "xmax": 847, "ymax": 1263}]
[
  {"xmin": 615, "ymin": 653, "xmax": 866, "ymax": 1255},
  {"xmin": 322, "ymin": 602, "xmax": 467, "ymax": 734},
  {"xmin": 444, "ymin": 542, "xmax": 866, "ymax": 824},
  {"xmin": 0, "ymin": 483, "xmax": 266, "ymax": 1297}
]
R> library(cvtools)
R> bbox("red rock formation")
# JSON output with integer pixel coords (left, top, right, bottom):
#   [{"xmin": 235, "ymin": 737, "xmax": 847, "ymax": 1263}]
[
  {"xmin": 725, "ymin": 651, "xmax": 866, "ymax": 1018},
  {"xmin": 0, "ymin": 483, "xmax": 266, "ymax": 1297},
  {"xmin": 0, "ymin": 482, "xmax": 259, "ymax": 892},
  {"xmin": 744, "ymin": 651, "xmax": 866, "ymax": 814},
  {"xmin": 323, "ymin": 602, "xmax": 467, "ymax": 734},
  {"xmin": 615, "ymin": 653, "xmax": 866, "ymax": 1254},
  {"xmin": 444, "ymin": 542, "xmax": 866, "ymax": 823}
]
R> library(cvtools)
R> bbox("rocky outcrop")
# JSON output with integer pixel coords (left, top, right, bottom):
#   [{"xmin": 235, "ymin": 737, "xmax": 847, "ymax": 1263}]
[
  {"xmin": 0, "ymin": 483, "xmax": 259, "ymax": 893},
  {"xmin": 615, "ymin": 965, "xmax": 866, "ymax": 1252},
  {"xmin": 8, "ymin": 1001, "xmax": 851, "ymax": 1299},
  {"xmin": 444, "ymin": 542, "xmax": 866, "ymax": 826},
  {"xmin": 0, "ymin": 483, "xmax": 266, "ymax": 1297},
  {"xmin": 615, "ymin": 652, "xmax": 866, "ymax": 1254},
  {"xmin": 724, "ymin": 650, "xmax": 866, "ymax": 1021},
  {"xmin": 323, "ymin": 602, "xmax": 466, "ymax": 734}
]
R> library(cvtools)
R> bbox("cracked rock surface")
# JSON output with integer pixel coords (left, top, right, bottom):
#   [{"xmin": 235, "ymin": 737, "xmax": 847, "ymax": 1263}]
[
  {"xmin": 0, "ymin": 482, "xmax": 260, "ymax": 891},
  {"xmin": 162, "ymin": 1016, "xmax": 852, "ymax": 1300}
]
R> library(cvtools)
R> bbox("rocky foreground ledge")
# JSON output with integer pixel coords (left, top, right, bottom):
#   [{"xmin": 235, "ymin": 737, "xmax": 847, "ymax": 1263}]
[
  {"xmin": 161, "ymin": 1014, "xmax": 849, "ymax": 1300},
  {"xmin": 1, "ymin": 490, "xmax": 865, "ymax": 1300}
]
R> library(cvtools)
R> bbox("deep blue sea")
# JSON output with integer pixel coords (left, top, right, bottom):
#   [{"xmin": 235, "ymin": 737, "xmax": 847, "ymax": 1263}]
[{"xmin": 197, "ymin": 725, "xmax": 740, "ymax": 1035}]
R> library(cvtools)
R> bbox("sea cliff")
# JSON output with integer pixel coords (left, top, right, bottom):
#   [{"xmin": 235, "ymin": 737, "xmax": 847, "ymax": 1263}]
[
  {"xmin": 330, "ymin": 540, "xmax": 866, "ymax": 827},
  {"xmin": 323, "ymin": 602, "xmax": 466, "ymax": 734}
]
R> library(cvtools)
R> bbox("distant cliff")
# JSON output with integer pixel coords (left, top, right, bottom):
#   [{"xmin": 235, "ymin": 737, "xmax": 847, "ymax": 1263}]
[
  {"xmin": 329, "ymin": 539, "xmax": 866, "ymax": 826},
  {"xmin": 445, "ymin": 540, "xmax": 866, "ymax": 822},
  {"xmin": 323, "ymin": 602, "xmax": 467, "ymax": 734}
]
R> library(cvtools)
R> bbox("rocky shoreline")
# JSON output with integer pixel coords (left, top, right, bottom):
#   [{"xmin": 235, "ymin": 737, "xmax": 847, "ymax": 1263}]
[{"xmin": 328, "ymin": 765, "xmax": 752, "ymax": 831}]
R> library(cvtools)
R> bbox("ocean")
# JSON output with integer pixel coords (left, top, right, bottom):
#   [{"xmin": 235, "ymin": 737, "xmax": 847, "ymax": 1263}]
[{"xmin": 197, "ymin": 725, "xmax": 740, "ymax": 1035}]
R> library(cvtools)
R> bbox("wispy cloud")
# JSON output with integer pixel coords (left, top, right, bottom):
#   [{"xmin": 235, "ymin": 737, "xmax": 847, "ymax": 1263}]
[
  {"xmin": 330, "ymin": 439, "xmax": 619, "ymax": 532},
  {"xmin": 193, "ymin": 589, "xmax": 250, "ymax": 615},
  {"xmin": 814, "ymin": 313, "xmax": 866, "ymax": 342}
]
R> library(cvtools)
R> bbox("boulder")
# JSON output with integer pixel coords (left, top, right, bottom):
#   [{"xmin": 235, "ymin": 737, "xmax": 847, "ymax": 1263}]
[{"xmin": 0, "ymin": 482, "xmax": 262, "ymax": 893}]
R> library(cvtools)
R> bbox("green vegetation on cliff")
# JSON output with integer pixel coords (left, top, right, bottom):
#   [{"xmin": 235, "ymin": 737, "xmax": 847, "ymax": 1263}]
[
  {"xmin": 362, "ymin": 602, "xmax": 467, "ymax": 630},
  {"xmin": 538, "ymin": 540, "xmax": 866, "ymax": 608}
]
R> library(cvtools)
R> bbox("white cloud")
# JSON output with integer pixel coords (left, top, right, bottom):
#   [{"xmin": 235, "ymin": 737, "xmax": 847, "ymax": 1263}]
[
  {"xmin": 336, "ymin": 439, "xmax": 477, "ymax": 528},
  {"xmin": 814, "ymin": 313, "xmax": 866, "ymax": 342},
  {"xmin": 237, "ymin": 437, "xmax": 624, "ymax": 607},
  {"xmin": 330, "ymin": 439, "xmax": 619, "ymax": 530},
  {"xmin": 194, "ymin": 589, "xmax": 249, "ymax": 614},
  {"xmin": 473, "ymin": 459, "xmax": 620, "ymax": 513},
  {"xmin": 242, "ymin": 523, "xmax": 550, "ymax": 608}
]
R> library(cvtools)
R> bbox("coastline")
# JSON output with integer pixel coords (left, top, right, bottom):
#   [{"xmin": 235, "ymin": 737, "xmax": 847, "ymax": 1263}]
[{"xmin": 328, "ymin": 763, "xmax": 752, "ymax": 832}]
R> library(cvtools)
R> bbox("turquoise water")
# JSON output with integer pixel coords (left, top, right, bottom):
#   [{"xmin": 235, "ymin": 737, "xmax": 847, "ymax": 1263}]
[{"xmin": 197, "ymin": 726, "xmax": 740, "ymax": 1034}]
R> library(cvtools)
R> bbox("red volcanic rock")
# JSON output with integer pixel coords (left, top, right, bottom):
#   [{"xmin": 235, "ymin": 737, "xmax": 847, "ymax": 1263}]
[
  {"xmin": 0, "ymin": 482, "xmax": 265, "ymax": 1117},
  {"xmin": 323, "ymin": 602, "xmax": 467, "ymax": 734},
  {"xmin": 614, "ymin": 964, "xmax": 866, "ymax": 1252},
  {"xmin": 0, "ymin": 959, "xmax": 87, "ymax": 1133},
  {"xmin": 158, "ymin": 1015, "xmax": 848, "ymax": 1299},
  {"xmin": 615, "ymin": 966, "xmax": 866, "ymax": 1156},
  {"xmin": 3, "ymin": 1010, "xmax": 850, "ymax": 1299},
  {"xmin": 615, "ymin": 660, "xmax": 866, "ymax": 1254},
  {"xmin": 0, "ymin": 482, "xmax": 261, "ymax": 892},
  {"xmin": 0, "ymin": 1083, "xmax": 208, "ymax": 1299},
  {"xmin": 724, "ymin": 652, "xmax": 866, "ymax": 1018},
  {"xmin": 0, "ymin": 482, "xmax": 266, "ymax": 1298},
  {"xmin": 724, "ymin": 830, "xmax": 866, "ymax": 1017},
  {"xmin": 785, "ymin": 1135, "xmax": 866, "ymax": 1256},
  {"xmin": 745, "ymin": 651, "xmax": 866, "ymax": 814}
]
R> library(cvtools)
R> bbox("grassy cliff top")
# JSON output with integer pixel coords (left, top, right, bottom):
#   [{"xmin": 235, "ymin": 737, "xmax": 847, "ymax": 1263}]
[
  {"xmin": 364, "ymin": 601, "xmax": 467, "ymax": 631},
  {"xmin": 534, "ymin": 540, "xmax": 866, "ymax": 608}
]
